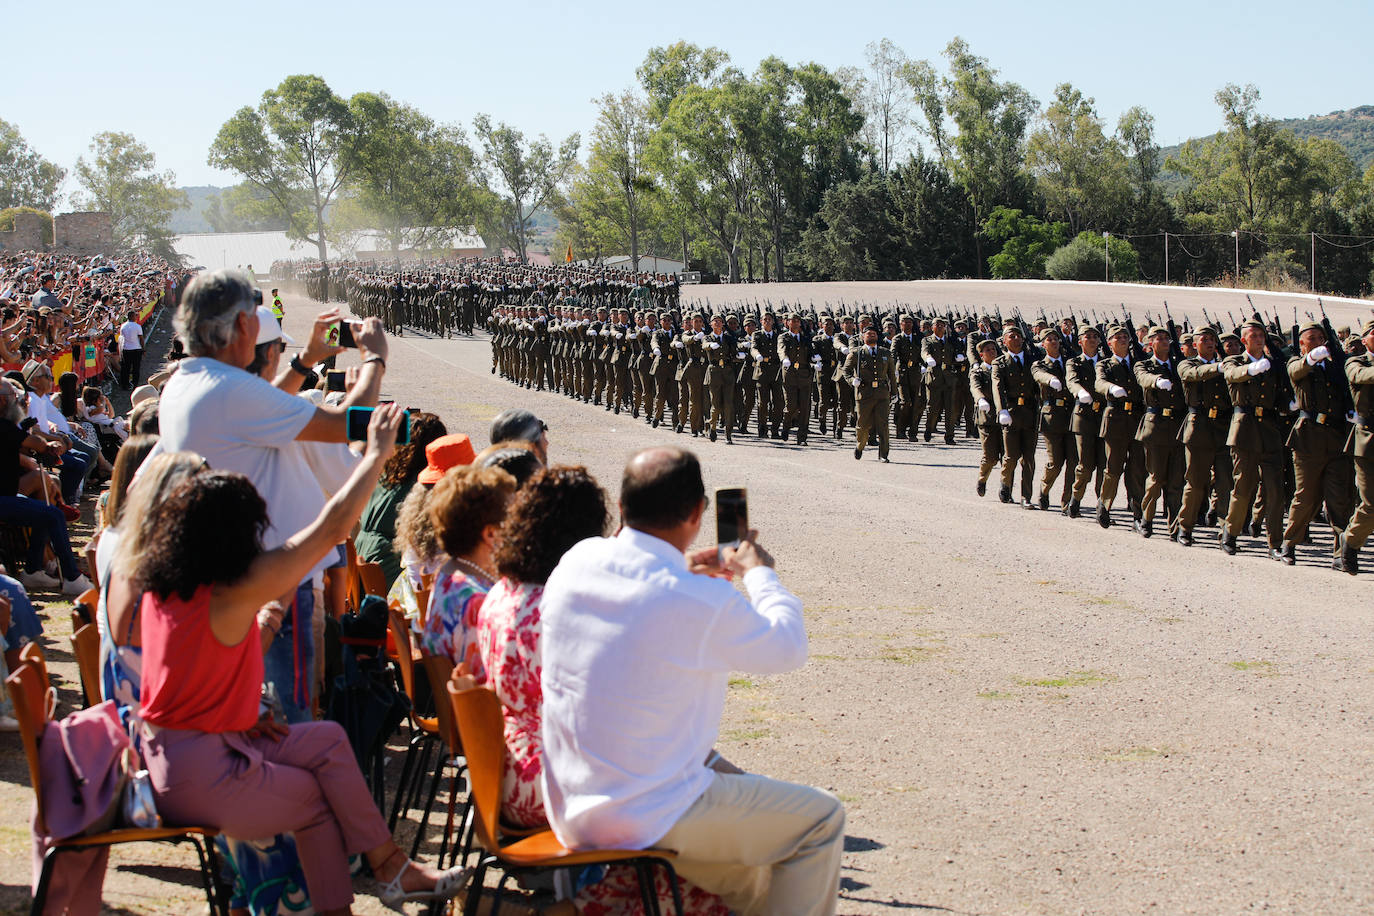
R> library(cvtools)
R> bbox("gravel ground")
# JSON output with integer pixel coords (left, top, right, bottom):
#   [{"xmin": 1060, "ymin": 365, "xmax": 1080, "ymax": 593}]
[{"xmin": 2, "ymin": 280, "xmax": 1370, "ymax": 915}]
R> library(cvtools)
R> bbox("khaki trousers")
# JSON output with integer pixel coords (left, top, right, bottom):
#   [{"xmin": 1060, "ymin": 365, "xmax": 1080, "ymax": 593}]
[
  {"xmin": 656, "ymin": 772, "xmax": 845, "ymax": 916},
  {"xmin": 855, "ymin": 392, "xmax": 891, "ymax": 457},
  {"xmin": 1283, "ymin": 434, "xmax": 1354, "ymax": 555},
  {"xmin": 1346, "ymin": 455, "xmax": 1374, "ymax": 549},
  {"xmin": 1179, "ymin": 434, "xmax": 1233, "ymax": 531}
]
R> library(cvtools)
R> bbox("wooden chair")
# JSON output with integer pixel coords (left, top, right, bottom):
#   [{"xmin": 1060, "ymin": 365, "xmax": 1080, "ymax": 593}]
[
  {"xmin": 344, "ymin": 537, "xmax": 362, "ymax": 614},
  {"xmin": 446, "ymin": 684, "xmax": 683, "ymax": 916},
  {"xmin": 70, "ymin": 624, "xmax": 101, "ymax": 708},
  {"xmin": 19, "ymin": 642, "xmax": 48, "ymax": 692},
  {"xmin": 385, "ymin": 605, "xmax": 442, "ymax": 835},
  {"xmin": 5, "ymin": 662, "xmax": 226, "ymax": 915},
  {"xmin": 73, "ymin": 587, "xmax": 98, "ymax": 627}
]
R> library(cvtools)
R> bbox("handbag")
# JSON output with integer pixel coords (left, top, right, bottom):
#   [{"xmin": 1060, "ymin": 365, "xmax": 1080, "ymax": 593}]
[{"xmin": 120, "ymin": 748, "xmax": 161, "ymax": 829}]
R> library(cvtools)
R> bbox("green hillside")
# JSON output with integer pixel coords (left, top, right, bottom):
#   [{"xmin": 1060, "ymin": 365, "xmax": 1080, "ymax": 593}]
[{"xmin": 1159, "ymin": 105, "xmax": 1374, "ymax": 172}]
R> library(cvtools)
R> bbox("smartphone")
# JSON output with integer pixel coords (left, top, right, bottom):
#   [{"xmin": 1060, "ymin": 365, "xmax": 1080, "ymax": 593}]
[
  {"xmin": 714, "ymin": 486, "xmax": 748, "ymax": 548},
  {"xmin": 325, "ymin": 370, "xmax": 346, "ymax": 392},
  {"xmin": 346, "ymin": 405, "xmax": 410, "ymax": 444},
  {"xmin": 326, "ymin": 320, "xmax": 357, "ymax": 348}
]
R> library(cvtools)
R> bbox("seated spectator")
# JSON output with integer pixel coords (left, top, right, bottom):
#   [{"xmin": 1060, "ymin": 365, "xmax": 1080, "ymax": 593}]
[
  {"xmin": 128, "ymin": 394, "xmax": 159, "ymax": 435},
  {"xmin": 355, "ymin": 411, "xmax": 446, "ymax": 589},
  {"xmin": 135, "ymin": 404, "xmax": 467, "ymax": 913},
  {"xmin": 20, "ymin": 360, "xmax": 92, "ymax": 503},
  {"xmin": 540, "ymin": 446, "xmax": 845, "ymax": 916},
  {"xmin": 418, "ymin": 465, "xmax": 516, "ymax": 674},
  {"xmin": 388, "ymin": 433, "xmax": 475, "ymax": 621},
  {"xmin": 0, "ymin": 379, "xmax": 91, "ymax": 594},
  {"xmin": 489, "ymin": 408, "xmax": 549, "ymax": 465},
  {"xmin": 82, "ymin": 385, "xmax": 129, "ymax": 444},
  {"xmin": 0, "ymin": 572, "xmax": 43, "ymax": 673},
  {"xmin": 56, "ymin": 371, "xmax": 114, "ymax": 477},
  {"xmin": 476, "ymin": 443, "xmax": 543, "ymax": 488}
]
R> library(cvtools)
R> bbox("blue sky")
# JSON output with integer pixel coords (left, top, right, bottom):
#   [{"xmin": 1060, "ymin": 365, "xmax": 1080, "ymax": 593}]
[{"xmin": 8, "ymin": 0, "xmax": 1371, "ymax": 195}]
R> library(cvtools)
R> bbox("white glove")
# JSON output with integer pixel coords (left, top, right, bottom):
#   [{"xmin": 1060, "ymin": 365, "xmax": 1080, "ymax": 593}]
[
  {"xmin": 1289, "ymin": 399, "xmax": 1299, "ymax": 412},
  {"xmin": 586, "ymin": 329, "xmax": 597, "ymax": 337},
  {"xmin": 924, "ymin": 356, "xmax": 937, "ymax": 367},
  {"xmin": 695, "ymin": 331, "xmax": 705, "ymax": 341},
  {"xmin": 1076, "ymin": 389, "xmax": 1092, "ymax": 404},
  {"xmin": 956, "ymin": 353, "xmax": 966, "ymax": 362},
  {"xmin": 1307, "ymin": 345, "xmax": 1330, "ymax": 364},
  {"xmin": 1048, "ymin": 377, "xmax": 1063, "ymax": 391},
  {"xmin": 1155, "ymin": 377, "xmax": 1173, "ymax": 391},
  {"xmin": 839, "ymin": 346, "xmax": 850, "ymax": 355},
  {"xmin": 1347, "ymin": 410, "xmax": 1358, "ymax": 423},
  {"xmin": 1109, "ymin": 384, "xmax": 1127, "ymax": 398},
  {"xmin": 852, "ymin": 378, "xmax": 862, "ymax": 389},
  {"xmin": 708, "ymin": 341, "xmax": 720, "ymax": 350},
  {"xmin": 671, "ymin": 339, "xmax": 684, "ymax": 349},
  {"xmin": 811, "ymin": 354, "xmax": 823, "ymax": 363},
  {"xmin": 782, "ymin": 358, "xmax": 792, "ymax": 368},
  {"xmin": 978, "ymin": 397, "xmax": 990, "ymax": 411},
  {"xmin": 1247, "ymin": 357, "xmax": 1271, "ymax": 375},
  {"xmin": 737, "ymin": 351, "xmax": 747, "ymax": 359},
  {"xmin": 600, "ymin": 329, "xmax": 610, "ymax": 337},
  {"xmin": 652, "ymin": 347, "xmax": 661, "ymax": 356},
  {"xmin": 997, "ymin": 409, "xmax": 1012, "ymax": 426}
]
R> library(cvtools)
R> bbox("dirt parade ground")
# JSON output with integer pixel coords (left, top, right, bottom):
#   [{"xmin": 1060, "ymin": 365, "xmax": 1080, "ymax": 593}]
[{"xmin": 2, "ymin": 279, "xmax": 1371, "ymax": 915}]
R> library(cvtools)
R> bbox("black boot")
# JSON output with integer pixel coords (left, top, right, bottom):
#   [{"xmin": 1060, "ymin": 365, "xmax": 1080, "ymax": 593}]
[
  {"xmin": 1278, "ymin": 541, "xmax": 1296, "ymax": 565},
  {"xmin": 1068, "ymin": 500, "xmax": 1081, "ymax": 519},
  {"xmin": 1178, "ymin": 529, "xmax": 1193, "ymax": 547},
  {"xmin": 1039, "ymin": 493, "xmax": 1049, "ymax": 511},
  {"xmin": 1097, "ymin": 505, "xmax": 1111, "ymax": 528},
  {"xmin": 977, "ymin": 479, "xmax": 987, "ymax": 497},
  {"xmin": 1220, "ymin": 532, "xmax": 1238, "ymax": 555},
  {"xmin": 999, "ymin": 485, "xmax": 1012, "ymax": 504},
  {"xmin": 1340, "ymin": 533, "xmax": 1360, "ymax": 575}
]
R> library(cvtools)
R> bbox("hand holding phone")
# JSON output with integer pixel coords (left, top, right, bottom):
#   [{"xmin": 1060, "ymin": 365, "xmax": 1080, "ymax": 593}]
[
  {"xmin": 715, "ymin": 486, "xmax": 748, "ymax": 549},
  {"xmin": 325, "ymin": 370, "xmax": 346, "ymax": 392},
  {"xmin": 326, "ymin": 320, "xmax": 357, "ymax": 348},
  {"xmin": 346, "ymin": 405, "xmax": 410, "ymax": 444}
]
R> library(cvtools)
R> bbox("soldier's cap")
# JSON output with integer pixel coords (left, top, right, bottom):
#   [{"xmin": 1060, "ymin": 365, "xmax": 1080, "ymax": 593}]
[
  {"xmin": 933, "ymin": 316, "xmax": 948, "ymax": 325},
  {"xmin": 1179, "ymin": 333, "xmax": 1195, "ymax": 344},
  {"xmin": 1146, "ymin": 325, "xmax": 1169, "ymax": 338},
  {"xmin": 1003, "ymin": 324, "xmax": 1024, "ymax": 337},
  {"xmin": 820, "ymin": 313, "xmax": 835, "ymax": 322},
  {"xmin": 1106, "ymin": 324, "xmax": 1128, "ymax": 338},
  {"xmin": 1298, "ymin": 320, "xmax": 1324, "ymax": 336},
  {"xmin": 1037, "ymin": 327, "xmax": 1061, "ymax": 343},
  {"xmin": 1219, "ymin": 332, "xmax": 1241, "ymax": 346},
  {"xmin": 1362, "ymin": 320, "xmax": 1374, "ymax": 338},
  {"xmin": 787, "ymin": 311, "xmax": 803, "ymax": 321},
  {"xmin": 954, "ymin": 319, "xmax": 969, "ymax": 329},
  {"xmin": 1193, "ymin": 326, "xmax": 1218, "ymax": 339},
  {"xmin": 899, "ymin": 313, "xmax": 915, "ymax": 322},
  {"xmin": 841, "ymin": 314, "xmax": 855, "ymax": 323},
  {"xmin": 726, "ymin": 313, "xmax": 739, "ymax": 322},
  {"xmin": 976, "ymin": 338, "xmax": 999, "ymax": 352},
  {"xmin": 709, "ymin": 312, "xmax": 725, "ymax": 322},
  {"xmin": 743, "ymin": 315, "xmax": 758, "ymax": 326},
  {"xmin": 1241, "ymin": 319, "xmax": 1266, "ymax": 332},
  {"xmin": 1078, "ymin": 325, "xmax": 1101, "ymax": 338},
  {"xmin": 1337, "ymin": 325, "xmax": 1351, "ymax": 336},
  {"xmin": 883, "ymin": 318, "xmax": 897, "ymax": 328},
  {"xmin": 692, "ymin": 311, "xmax": 707, "ymax": 320}
]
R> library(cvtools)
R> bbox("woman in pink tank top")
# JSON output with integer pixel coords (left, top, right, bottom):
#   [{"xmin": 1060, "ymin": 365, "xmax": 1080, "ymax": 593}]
[{"xmin": 133, "ymin": 405, "xmax": 467, "ymax": 915}]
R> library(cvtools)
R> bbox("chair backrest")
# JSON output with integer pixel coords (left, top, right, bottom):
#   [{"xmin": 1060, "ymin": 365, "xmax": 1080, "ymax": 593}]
[
  {"xmin": 358, "ymin": 561, "xmax": 387, "ymax": 600},
  {"xmin": 386, "ymin": 604, "xmax": 418, "ymax": 703},
  {"xmin": 345, "ymin": 537, "xmax": 362, "ymax": 613},
  {"xmin": 70, "ymin": 624, "xmax": 101, "ymax": 708},
  {"xmin": 19, "ymin": 641, "xmax": 48, "ymax": 691},
  {"xmin": 447, "ymin": 684, "xmax": 504, "ymax": 854},
  {"xmin": 74, "ymin": 587, "xmax": 98, "ymax": 625},
  {"xmin": 6, "ymin": 660, "xmax": 55, "ymax": 835},
  {"xmin": 419, "ymin": 652, "xmax": 460, "ymax": 754},
  {"xmin": 414, "ymin": 584, "xmax": 432, "ymax": 631}
]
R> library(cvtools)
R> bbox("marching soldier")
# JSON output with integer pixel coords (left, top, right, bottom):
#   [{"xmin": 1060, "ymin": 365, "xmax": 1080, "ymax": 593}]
[
  {"xmin": 971, "ymin": 338, "xmax": 1003, "ymax": 496},
  {"xmin": 752, "ymin": 312, "xmax": 784, "ymax": 439},
  {"xmin": 633, "ymin": 311, "xmax": 656, "ymax": 421},
  {"xmin": 649, "ymin": 312, "xmax": 679, "ymax": 429},
  {"xmin": 675, "ymin": 312, "xmax": 708, "ymax": 436},
  {"xmin": 1065, "ymin": 326, "xmax": 1105, "ymax": 518},
  {"xmin": 833, "ymin": 315, "xmax": 857, "ymax": 439},
  {"xmin": 1176, "ymin": 326, "xmax": 1233, "ymax": 545},
  {"xmin": 1339, "ymin": 320, "xmax": 1374, "ymax": 574},
  {"xmin": 1279, "ymin": 322, "xmax": 1354, "ymax": 566},
  {"xmin": 813, "ymin": 315, "xmax": 841, "ymax": 437},
  {"xmin": 778, "ymin": 312, "xmax": 819, "ymax": 445},
  {"xmin": 921, "ymin": 317, "xmax": 960, "ymax": 444},
  {"xmin": 992, "ymin": 322, "xmax": 1038, "ymax": 507},
  {"xmin": 892, "ymin": 315, "xmax": 923, "ymax": 440},
  {"xmin": 735, "ymin": 315, "xmax": 758, "ymax": 435},
  {"xmin": 842, "ymin": 325, "xmax": 897, "ymax": 462},
  {"xmin": 1030, "ymin": 328, "xmax": 1076, "ymax": 512},
  {"xmin": 1133, "ymin": 326, "xmax": 1187, "ymax": 538},
  {"xmin": 704, "ymin": 313, "xmax": 737, "ymax": 443},
  {"xmin": 1094, "ymin": 326, "xmax": 1146, "ymax": 528},
  {"xmin": 1220, "ymin": 320, "xmax": 1290, "ymax": 558},
  {"xmin": 952, "ymin": 318, "xmax": 975, "ymax": 437}
]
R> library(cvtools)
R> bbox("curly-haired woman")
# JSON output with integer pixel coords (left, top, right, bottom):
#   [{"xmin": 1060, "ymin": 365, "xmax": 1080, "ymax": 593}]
[{"xmin": 353, "ymin": 410, "xmax": 446, "ymax": 588}]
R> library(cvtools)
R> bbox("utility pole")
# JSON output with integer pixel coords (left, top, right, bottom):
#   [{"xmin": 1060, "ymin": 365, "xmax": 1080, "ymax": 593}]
[
  {"xmin": 1103, "ymin": 231, "xmax": 1111, "ymax": 283},
  {"xmin": 1230, "ymin": 229, "xmax": 1240, "ymax": 283},
  {"xmin": 1310, "ymin": 231, "xmax": 1316, "ymax": 292},
  {"xmin": 1163, "ymin": 232, "xmax": 1169, "ymax": 286}
]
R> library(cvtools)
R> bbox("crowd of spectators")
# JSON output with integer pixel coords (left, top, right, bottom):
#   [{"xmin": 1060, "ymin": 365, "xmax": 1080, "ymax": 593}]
[{"xmin": 6, "ymin": 265, "xmax": 844, "ymax": 915}]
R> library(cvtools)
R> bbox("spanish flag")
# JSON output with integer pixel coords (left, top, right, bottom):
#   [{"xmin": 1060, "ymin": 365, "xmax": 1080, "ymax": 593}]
[{"xmin": 565, "ymin": 244, "xmax": 573, "ymax": 264}]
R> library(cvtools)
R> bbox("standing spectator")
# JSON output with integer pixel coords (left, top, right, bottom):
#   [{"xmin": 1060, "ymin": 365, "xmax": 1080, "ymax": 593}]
[
  {"xmin": 118, "ymin": 309, "xmax": 144, "ymax": 389},
  {"xmin": 540, "ymin": 446, "xmax": 844, "ymax": 916}
]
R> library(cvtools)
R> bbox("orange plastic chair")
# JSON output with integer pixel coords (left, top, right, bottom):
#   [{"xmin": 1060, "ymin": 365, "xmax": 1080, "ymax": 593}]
[
  {"xmin": 385, "ymin": 605, "xmax": 441, "ymax": 832},
  {"xmin": 5, "ymin": 662, "xmax": 225, "ymax": 915},
  {"xmin": 446, "ymin": 684, "xmax": 683, "ymax": 915},
  {"xmin": 70, "ymin": 624, "xmax": 101, "ymax": 708},
  {"xmin": 19, "ymin": 642, "xmax": 48, "ymax": 691},
  {"xmin": 72, "ymin": 587, "xmax": 98, "ymax": 627},
  {"xmin": 357, "ymin": 560, "xmax": 387, "ymax": 600},
  {"xmin": 418, "ymin": 652, "xmax": 472, "ymax": 867}
]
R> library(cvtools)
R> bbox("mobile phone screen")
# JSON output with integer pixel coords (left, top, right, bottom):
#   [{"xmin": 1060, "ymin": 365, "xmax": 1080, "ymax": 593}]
[
  {"xmin": 346, "ymin": 406, "xmax": 411, "ymax": 444},
  {"xmin": 325, "ymin": 370, "xmax": 346, "ymax": 392},
  {"xmin": 327, "ymin": 320, "xmax": 357, "ymax": 348},
  {"xmin": 715, "ymin": 486, "xmax": 747, "ymax": 547}
]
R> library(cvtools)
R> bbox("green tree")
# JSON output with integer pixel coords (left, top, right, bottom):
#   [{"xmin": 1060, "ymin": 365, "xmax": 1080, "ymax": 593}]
[
  {"xmin": 573, "ymin": 90, "xmax": 654, "ymax": 269},
  {"xmin": 1045, "ymin": 231, "xmax": 1138, "ymax": 282},
  {"xmin": 472, "ymin": 114, "xmax": 578, "ymax": 263},
  {"xmin": 0, "ymin": 207, "xmax": 54, "ymax": 245},
  {"xmin": 1026, "ymin": 84, "xmax": 1132, "ymax": 234},
  {"xmin": 0, "ymin": 120, "xmax": 65, "ymax": 211},
  {"xmin": 859, "ymin": 39, "xmax": 912, "ymax": 172},
  {"xmin": 74, "ymin": 131, "xmax": 187, "ymax": 255},
  {"xmin": 203, "ymin": 184, "xmax": 288, "ymax": 232},
  {"xmin": 208, "ymin": 74, "xmax": 356, "ymax": 262},
  {"xmin": 982, "ymin": 206, "xmax": 1069, "ymax": 278},
  {"xmin": 637, "ymin": 42, "xmax": 730, "ymax": 123},
  {"xmin": 344, "ymin": 92, "xmax": 479, "ymax": 256}
]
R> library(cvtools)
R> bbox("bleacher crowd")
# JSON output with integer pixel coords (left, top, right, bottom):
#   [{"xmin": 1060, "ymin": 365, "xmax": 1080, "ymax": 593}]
[{"xmin": 4, "ymin": 266, "xmax": 843, "ymax": 916}]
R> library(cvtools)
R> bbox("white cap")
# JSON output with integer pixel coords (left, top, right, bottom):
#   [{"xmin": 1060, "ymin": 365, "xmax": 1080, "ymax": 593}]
[{"xmin": 254, "ymin": 305, "xmax": 296, "ymax": 346}]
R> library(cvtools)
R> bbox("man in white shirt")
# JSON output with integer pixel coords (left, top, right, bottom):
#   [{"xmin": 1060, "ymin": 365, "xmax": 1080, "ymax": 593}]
[
  {"xmin": 541, "ymin": 446, "xmax": 845, "ymax": 916},
  {"xmin": 118, "ymin": 310, "xmax": 144, "ymax": 390}
]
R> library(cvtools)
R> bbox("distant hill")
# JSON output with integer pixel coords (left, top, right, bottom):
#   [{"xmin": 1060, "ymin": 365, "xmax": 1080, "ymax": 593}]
[
  {"xmin": 169, "ymin": 185, "xmax": 223, "ymax": 234},
  {"xmin": 1159, "ymin": 105, "xmax": 1374, "ymax": 173}
]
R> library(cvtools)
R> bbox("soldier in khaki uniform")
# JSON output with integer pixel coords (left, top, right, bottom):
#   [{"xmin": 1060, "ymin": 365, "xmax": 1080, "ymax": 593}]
[
  {"xmin": 751, "ymin": 312, "xmax": 784, "ymax": 439},
  {"xmin": 833, "ymin": 315, "xmax": 857, "ymax": 439},
  {"xmin": 704, "ymin": 313, "xmax": 737, "ymax": 443},
  {"xmin": 1065, "ymin": 326, "xmax": 1106, "ymax": 518},
  {"xmin": 735, "ymin": 315, "xmax": 758, "ymax": 435},
  {"xmin": 992, "ymin": 323, "xmax": 1039, "ymax": 508},
  {"xmin": 1030, "ymin": 328, "xmax": 1076, "ymax": 511},
  {"xmin": 813, "ymin": 315, "xmax": 841, "ymax": 437},
  {"xmin": 842, "ymin": 325, "xmax": 898, "ymax": 462},
  {"xmin": 649, "ymin": 312, "xmax": 679, "ymax": 429},
  {"xmin": 778, "ymin": 312, "xmax": 819, "ymax": 445},
  {"xmin": 921, "ymin": 317, "xmax": 960, "ymax": 444},
  {"xmin": 675, "ymin": 312, "xmax": 708, "ymax": 436},
  {"xmin": 971, "ymin": 338, "xmax": 1003, "ymax": 496},
  {"xmin": 1176, "ymin": 326, "xmax": 1233, "ymax": 545},
  {"xmin": 952, "ymin": 318, "xmax": 976, "ymax": 437},
  {"xmin": 891, "ymin": 315, "xmax": 923, "ymax": 440},
  {"xmin": 1279, "ymin": 321, "xmax": 1355, "ymax": 566},
  {"xmin": 1220, "ymin": 320, "xmax": 1289, "ymax": 558},
  {"xmin": 632, "ymin": 311, "xmax": 655, "ymax": 421},
  {"xmin": 1133, "ymin": 326, "xmax": 1187, "ymax": 538},
  {"xmin": 1094, "ymin": 326, "xmax": 1146, "ymax": 528},
  {"xmin": 1339, "ymin": 320, "xmax": 1374, "ymax": 574}
]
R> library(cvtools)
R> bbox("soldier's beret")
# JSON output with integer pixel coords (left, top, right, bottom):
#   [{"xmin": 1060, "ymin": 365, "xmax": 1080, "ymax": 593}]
[
  {"xmin": 1298, "ymin": 320, "xmax": 1323, "ymax": 335},
  {"xmin": 1219, "ymin": 332, "xmax": 1241, "ymax": 346},
  {"xmin": 1361, "ymin": 320, "xmax": 1374, "ymax": 337},
  {"xmin": 1241, "ymin": 319, "xmax": 1266, "ymax": 332},
  {"xmin": 1147, "ymin": 325, "xmax": 1169, "ymax": 338},
  {"xmin": 1106, "ymin": 324, "xmax": 1128, "ymax": 338}
]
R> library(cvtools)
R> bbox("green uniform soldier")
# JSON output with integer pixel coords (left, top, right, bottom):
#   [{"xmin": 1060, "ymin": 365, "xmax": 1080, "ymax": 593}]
[
  {"xmin": 735, "ymin": 316, "xmax": 758, "ymax": 435},
  {"xmin": 1176, "ymin": 326, "xmax": 1234, "ymax": 545},
  {"xmin": 1094, "ymin": 326, "xmax": 1146, "ymax": 528},
  {"xmin": 842, "ymin": 325, "xmax": 897, "ymax": 462},
  {"xmin": 1339, "ymin": 320, "xmax": 1374, "ymax": 574},
  {"xmin": 778, "ymin": 312, "xmax": 819, "ymax": 445},
  {"xmin": 833, "ymin": 316, "xmax": 857, "ymax": 439},
  {"xmin": 649, "ymin": 313, "xmax": 679, "ymax": 428},
  {"xmin": 1030, "ymin": 328, "xmax": 1077, "ymax": 511},
  {"xmin": 675, "ymin": 313, "xmax": 708, "ymax": 436},
  {"xmin": 1133, "ymin": 326, "xmax": 1187, "ymax": 538},
  {"xmin": 1065, "ymin": 326, "xmax": 1106, "ymax": 518},
  {"xmin": 992, "ymin": 322, "xmax": 1039, "ymax": 507},
  {"xmin": 952, "ymin": 318, "xmax": 975, "ymax": 437},
  {"xmin": 813, "ymin": 315, "xmax": 841, "ymax": 437},
  {"xmin": 751, "ymin": 314, "xmax": 784, "ymax": 439},
  {"xmin": 921, "ymin": 318, "xmax": 960, "ymax": 444},
  {"xmin": 971, "ymin": 338, "xmax": 1003, "ymax": 495},
  {"xmin": 704, "ymin": 313, "xmax": 737, "ymax": 443},
  {"xmin": 1279, "ymin": 321, "xmax": 1355, "ymax": 566},
  {"xmin": 891, "ymin": 315, "xmax": 923, "ymax": 440},
  {"xmin": 1220, "ymin": 320, "xmax": 1290, "ymax": 558}
]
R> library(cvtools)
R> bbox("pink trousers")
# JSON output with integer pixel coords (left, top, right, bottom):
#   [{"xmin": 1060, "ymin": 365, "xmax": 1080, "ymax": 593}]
[{"xmin": 143, "ymin": 720, "xmax": 392, "ymax": 910}]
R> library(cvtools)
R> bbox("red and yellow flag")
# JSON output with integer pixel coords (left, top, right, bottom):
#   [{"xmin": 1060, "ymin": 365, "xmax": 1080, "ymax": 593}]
[{"xmin": 565, "ymin": 244, "xmax": 573, "ymax": 264}]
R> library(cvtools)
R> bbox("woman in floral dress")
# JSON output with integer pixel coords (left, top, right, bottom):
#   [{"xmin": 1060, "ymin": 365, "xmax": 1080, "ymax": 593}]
[{"xmin": 477, "ymin": 466, "xmax": 730, "ymax": 916}]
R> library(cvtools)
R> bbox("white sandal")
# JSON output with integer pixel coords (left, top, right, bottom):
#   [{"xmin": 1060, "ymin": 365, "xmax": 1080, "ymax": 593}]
[{"xmin": 377, "ymin": 858, "xmax": 472, "ymax": 910}]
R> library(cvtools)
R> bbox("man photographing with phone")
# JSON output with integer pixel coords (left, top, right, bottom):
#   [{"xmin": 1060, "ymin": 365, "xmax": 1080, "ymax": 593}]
[{"xmin": 540, "ymin": 446, "xmax": 845, "ymax": 916}]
